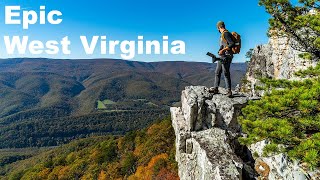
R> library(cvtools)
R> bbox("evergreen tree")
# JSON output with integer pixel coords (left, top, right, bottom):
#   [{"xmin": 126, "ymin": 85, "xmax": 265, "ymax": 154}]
[
  {"xmin": 245, "ymin": 48, "xmax": 254, "ymax": 60},
  {"xmin": 240, "ymin": 77, "xmax": 320, "ymax": 168},
  {"xmin": 240, "ymin": 1, "xmax": 320, "ymax": 168},
  {"xmin": 259, "ymin": 0, "xmax": 320, "ymax": 58}
]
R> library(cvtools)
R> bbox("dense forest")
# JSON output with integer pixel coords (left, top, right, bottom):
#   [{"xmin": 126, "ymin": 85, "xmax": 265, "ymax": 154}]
[
  {"xmin": 0, "ymin": 109, "xmax": 168, "ymax": 148},
  {"xmin": 0, "ymin": 118, "xmax": 179, "ymax": 180}
]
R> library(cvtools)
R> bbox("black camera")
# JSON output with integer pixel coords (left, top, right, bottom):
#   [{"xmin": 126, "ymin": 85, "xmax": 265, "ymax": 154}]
[{"xmin": 206, "ymin": 52, "xmax": 217, "ymax": 63}]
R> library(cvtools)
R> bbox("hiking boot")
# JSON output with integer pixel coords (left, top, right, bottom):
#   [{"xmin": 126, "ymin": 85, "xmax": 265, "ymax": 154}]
[
  {"xmin": 209, "ymin": 87, "xmax": 219, "ymax": 94},
  {"xmin": 226, "ymin": 89, "xmax": 233, "ymax": 98}
]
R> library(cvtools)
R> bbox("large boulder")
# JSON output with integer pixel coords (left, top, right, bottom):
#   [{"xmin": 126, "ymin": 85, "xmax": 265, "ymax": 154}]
[
  {"xmin": 243, "ymin": 35, "xmax": 317, "ymax": 96},
  {"xmin": 249, "ymin": 140, "xmax": 320, "ymax": 179},
  {"xmin": 171, "ymin": 86, "xmax": 251, "ymax": 180}
]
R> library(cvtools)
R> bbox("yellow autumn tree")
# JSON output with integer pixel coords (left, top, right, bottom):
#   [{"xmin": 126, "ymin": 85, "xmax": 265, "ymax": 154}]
[
  {"xmin": 98, "ymin": 170, "xmax": 108, "ymax": 180},
  {"xmin": 128, "ymin": 153, "xmax": 168, "ymax": 180}
]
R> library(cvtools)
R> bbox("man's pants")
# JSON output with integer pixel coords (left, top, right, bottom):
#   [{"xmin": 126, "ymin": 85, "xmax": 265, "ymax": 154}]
[{"xmin": 214, "ymin": 56, "xmax": 232, "ymax": 90}]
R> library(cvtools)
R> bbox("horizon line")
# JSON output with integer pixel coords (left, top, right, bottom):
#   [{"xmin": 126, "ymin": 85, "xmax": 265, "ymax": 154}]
[{"xmin": 0, "ymin": 57, "xmax": 248, "ymax": 64}]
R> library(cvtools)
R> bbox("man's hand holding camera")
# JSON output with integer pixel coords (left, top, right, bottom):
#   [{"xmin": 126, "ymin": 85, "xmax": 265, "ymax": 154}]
[{"xmin": 218, "ymin": 47, "xmax": 230, "ymax": 55}]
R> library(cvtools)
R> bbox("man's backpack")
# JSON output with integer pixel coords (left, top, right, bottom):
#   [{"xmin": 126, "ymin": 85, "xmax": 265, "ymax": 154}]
[{"xmin": 222, "ymin": 30, "xmax": 241, "ymax": 54}]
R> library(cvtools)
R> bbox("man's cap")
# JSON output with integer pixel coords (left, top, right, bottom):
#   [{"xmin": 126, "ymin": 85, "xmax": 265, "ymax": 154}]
[{"xmin": 217, "ymin": 21, "xmax": 225, "ymax": 28}]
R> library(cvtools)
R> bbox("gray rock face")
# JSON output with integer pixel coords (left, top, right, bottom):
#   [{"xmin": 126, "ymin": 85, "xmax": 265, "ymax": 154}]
[
  {"xmin": 171, "ymin": 86, "xmax": 250, "ymax": 180},
  {"xmin": 171, "ymin": 86, "xmax": 320, "ymax": 180},
  {"xmin": 243, "ymin": 35, "xmax": 317, "ymax": 96},
  {"xmin": 249, "ymin": 140, "xmax": 320, "ymax": 180}
]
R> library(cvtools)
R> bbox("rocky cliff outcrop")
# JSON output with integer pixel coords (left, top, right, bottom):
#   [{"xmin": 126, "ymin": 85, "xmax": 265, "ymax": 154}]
[
  {"xmin": 171, "ymin": 86, "xmax": 254, "ymax": 180},
  {"xmin": 243, "ymin": 35, "xmax": 317, "ymax": 96},
  {"xmin": 171, "ymin": 86, "xmax": 319, "ymax": 180}
]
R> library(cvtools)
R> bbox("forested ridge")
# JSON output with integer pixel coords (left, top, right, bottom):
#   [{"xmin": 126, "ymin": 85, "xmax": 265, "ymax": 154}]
[{"xmin": 0, "ymin": 118, "xmax": 179, "ymax": 180}]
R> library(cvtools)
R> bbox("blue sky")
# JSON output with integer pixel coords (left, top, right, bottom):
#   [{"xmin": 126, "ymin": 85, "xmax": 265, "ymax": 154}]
[{"xmin": 0, "ymin": 0, "xmax": 271, "ymax": 62}]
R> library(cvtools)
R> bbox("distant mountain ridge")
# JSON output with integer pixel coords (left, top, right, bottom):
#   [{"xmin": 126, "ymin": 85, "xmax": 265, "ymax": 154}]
[{"xmin": 0, "ymin": 58, "xmax": 247, "ymax": 148}]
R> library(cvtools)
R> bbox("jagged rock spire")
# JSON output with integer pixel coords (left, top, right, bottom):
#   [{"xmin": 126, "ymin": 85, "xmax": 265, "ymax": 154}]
[{"xmin": 171, "ymin": 86, "xmax": 251, "ymax": 180}]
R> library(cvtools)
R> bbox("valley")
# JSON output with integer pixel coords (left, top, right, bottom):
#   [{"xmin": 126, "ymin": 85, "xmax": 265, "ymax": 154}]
[{"xmin": 0, "ymin": 58, "xmax": 247, "ymax": 149}]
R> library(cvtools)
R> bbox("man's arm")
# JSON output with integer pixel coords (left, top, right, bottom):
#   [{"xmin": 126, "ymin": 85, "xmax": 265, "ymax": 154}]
[
  {"xmin": 219, "ymin": 32, "xmax": 235, "ymax": 55},
  {"xmin": 224, "ymin": 32, "xmax": 235, "ymax": 49}
]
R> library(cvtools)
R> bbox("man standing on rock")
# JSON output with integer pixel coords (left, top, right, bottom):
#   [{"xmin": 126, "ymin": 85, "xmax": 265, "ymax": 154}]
[{"xmin": 209, "ymin": 21, "xmax": 235, "ymax": 97}]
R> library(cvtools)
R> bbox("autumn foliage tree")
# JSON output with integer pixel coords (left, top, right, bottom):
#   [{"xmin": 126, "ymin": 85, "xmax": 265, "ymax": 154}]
[{"xmin": 2, "ymin": 118, "xmax": 179, "ymax": 179}]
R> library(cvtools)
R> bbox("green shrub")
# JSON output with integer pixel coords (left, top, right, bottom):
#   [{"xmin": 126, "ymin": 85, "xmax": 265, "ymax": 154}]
[{"xmin": 240, "ymin": 76, "xmax": 320, "ymax": 168}]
